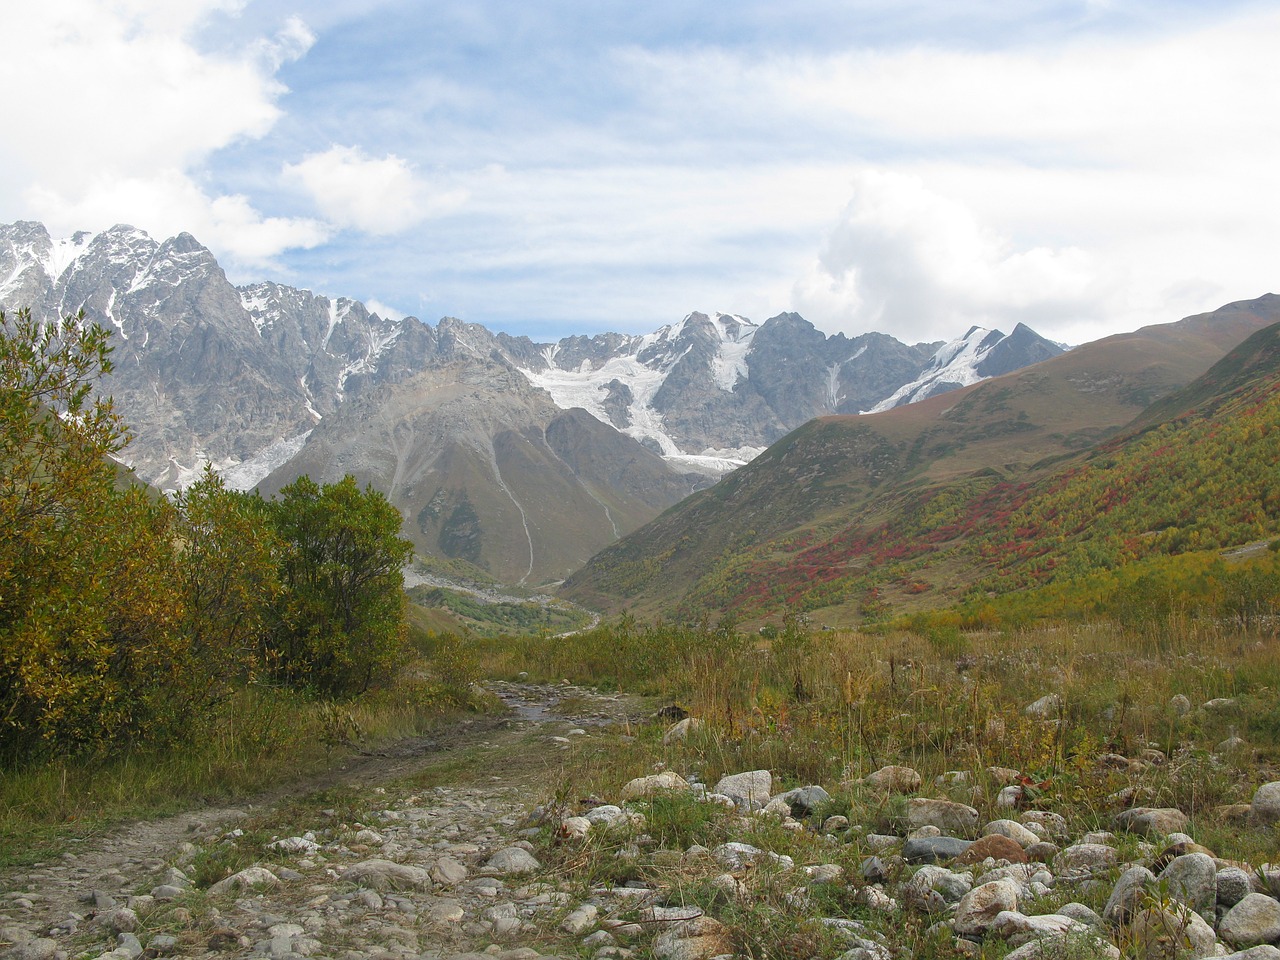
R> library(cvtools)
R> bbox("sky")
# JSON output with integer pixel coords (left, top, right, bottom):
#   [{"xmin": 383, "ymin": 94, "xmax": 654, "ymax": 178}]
[{"xmin": 3, "ymin": 1, "xmax": 1279, "ymax": 346}]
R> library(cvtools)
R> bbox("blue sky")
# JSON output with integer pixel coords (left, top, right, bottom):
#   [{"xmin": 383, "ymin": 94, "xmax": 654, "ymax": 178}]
[{"xmin": 4, "ymin": 1, "xmax": 1279, "ymax": 344}]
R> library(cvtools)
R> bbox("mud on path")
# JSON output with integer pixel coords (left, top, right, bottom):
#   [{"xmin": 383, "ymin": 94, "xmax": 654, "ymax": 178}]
[{"xmin": 0, "ymin": 682, "xmax": 650, "ymax": 960}]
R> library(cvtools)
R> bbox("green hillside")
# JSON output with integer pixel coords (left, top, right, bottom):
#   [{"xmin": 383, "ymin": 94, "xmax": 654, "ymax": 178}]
[{"xmin": 562, "ymin": 297, "xmax": 1280, "ymax": 626}]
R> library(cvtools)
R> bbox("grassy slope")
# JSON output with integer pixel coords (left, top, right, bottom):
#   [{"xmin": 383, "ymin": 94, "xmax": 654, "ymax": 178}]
[{"xmin": 562, "ymin": 297, "xmax": 1280, "ymax": 624}]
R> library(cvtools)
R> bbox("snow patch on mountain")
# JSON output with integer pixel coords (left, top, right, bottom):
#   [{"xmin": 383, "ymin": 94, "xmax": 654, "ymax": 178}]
[
  {"xmin": 866, "ymin": 326, "xmax": 1002, "ymax": 413},
  {"xmin": 709, "ymin": 313, "xmax": 756, "ymax": 391},
  {"xmin": 43, "ymin": 231, "xmax": 94, "ymax": 279},
  {"xmin": 208, "ymin": 432, "xmax": 317, "ymax": 492},
  {"xmin": 523, "ymin": 353, "xmax": 681, "ymax": 455}
]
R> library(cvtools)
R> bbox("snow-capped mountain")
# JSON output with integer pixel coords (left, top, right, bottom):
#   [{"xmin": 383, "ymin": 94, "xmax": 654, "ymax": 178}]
[
  {"xmin": 1, "ymin": 219, "xmax": 1068, "ymax": 583},
  {"xmin": 867, "ymin": 322, "xmax": 1068, "ymax": 413}
]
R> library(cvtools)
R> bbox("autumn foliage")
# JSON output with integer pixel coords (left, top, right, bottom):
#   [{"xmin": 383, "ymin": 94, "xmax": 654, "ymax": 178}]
[{"xmin": 0, "ymin": 309, "xmax": 413, "ymax": 761}]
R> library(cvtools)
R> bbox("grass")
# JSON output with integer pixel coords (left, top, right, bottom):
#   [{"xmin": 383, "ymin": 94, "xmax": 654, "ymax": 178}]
[{"xmin": 471, "ymin": 611, "xmax": 1280, "ymax": 866}]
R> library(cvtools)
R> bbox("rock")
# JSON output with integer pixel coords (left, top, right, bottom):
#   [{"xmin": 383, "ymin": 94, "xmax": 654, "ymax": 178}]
[
  {"xmin": 956, "ymin": 834, "xmax": 1028, "ymax": 865},
  {"xmin": 3, "ymin": 939, "xmax": 60, "ymax": 960},
  {"xmin": 485, "ymin": 847, "xmax": 542, "ymax": 875},
  {"xmin": 902, "ymin": 836, "xmax": 972, "ymax": 863},
  {"xmin": 620, "ymin": 772, "xmax": 690, "ymax": 800},
  {"xmin": 1127, "ymin": 903, "xmax": 1216, "ymax": 959},
  {"xmin": 862, "ymin": 765, "xmax": 922, "ymax": 793},
  {"xmin": 983, "ymin": 819, "xmax": 1040, "ymax": 848},
  {"xmin": 559, "ymin": 816, "xmax": 592, "ymax": 840},
  {"xmin": 1157, "ymin": 852, "xmax": 1217, "ymax": 919},
  {"xmin": 776, "ymin": 784, "xmax": 831, "ymax": 816},
  {"xmin": 430, "ymin": 856, "xmax": 468, "ymax": 886},
  {"xmin": 1103, "ymin": 865, "xmax": 1155, "ymax": 926},
  {"xmin": 1221, "ymin": 948, "xmax": 1280, "ymax": 960},
  {"xmin": 954, "ymin": 878, "xmax": 1020, "ymax": 938},
  {"xmin": 1025, "ymin": 841, "xmax": 1059, "ymax": 863},
  {"xmin": 711, "ymin": 841, "xmax": 792, "ymax": 870},
  {"xmin": 1169, "ymin": 694, "xmax": 1192, "ymax": 715},
  {"xmin": 1218, "ymin": 866, "xmax": 1255, "ymax": 909},
  {"xmin": 903, "ymin": 865, "xmax": 972, "ymax": 912},
  {"xmin": 760, "ymin": 797, "xmax": 793, "ymax": 819},
  {"xmin": 996, "ymin": 785, "xmax": 1023, "ymax": 808},
  {"xmin": 1053, "ymin": 843, "xmax": 1117, "ymax": 879},
  {"xmin": 1057, "ymin": 902, "xmax": 1105, "ymax": 929},
  {"xmin": 104, "ymin": 908, "xmax": 138, "ymax": 934},
  {"xmin": 1114, "ymin": 807, "xmax": 1190, "ymax": 839},
  {"xmin": 990, "ymin": 910, "xmax": 1089, "ymax": 945},
  {"xmin": 662, "ymin": 717, "xmax": 703, "ymax": 745},
  {"xmin": 905, "ymin": 798, "xmax": 979, "ymax": 836},
  {"xmin": 651, "ymin": 915, "xmax": 731, "ymax": 960},
  {"xmin": 712, "ymin": 770, "xmax": 771, "ymax": 806},
  {"xmin": 1220, "ymin": 893, "xmax": 1280, "ymax": 948},
  {"xmin": 560, "ymin": 904, "xmax": 599, "ymax": 935},
  {"xmin": 1019, "ymin": 811, "xmax": 1068, "ymax": 839},
  {"xmin": 428, "ymin": 899, "xmax": 465, "ymax": 923},
  {"xmin": 1251, "ymin": 782, "xmax": 1280, "ymax": 827},
  {"xmin": 268, "ymin": 836, "xmax": 320, "ymax": 854},
  {"xmin": 584, "ymin": 804, "xmax": 628, "ymax": 826},
  {"xmin": 805, "ymin": 863, "xmax": 845, "ymax": 884},
  {"xmin": 207, "ymin": 866, "xmax": 280, "ymax": 896},
  {"xmin": 1024, "ymin": 694, "xmax": 1062, "ymax": 718},
  {"xmin": 340, "ymin": 859, "xmax": 431, "ymax": 890}
]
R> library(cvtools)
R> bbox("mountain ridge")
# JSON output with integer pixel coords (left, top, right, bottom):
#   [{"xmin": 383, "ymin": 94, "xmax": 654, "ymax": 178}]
[{"xmin": 562, "ymin": 295, "xmax": 1280, "ymax": 621}]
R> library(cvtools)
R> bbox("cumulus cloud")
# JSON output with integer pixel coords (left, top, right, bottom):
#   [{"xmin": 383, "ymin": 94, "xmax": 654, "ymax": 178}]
[
  {"xmin": 1, "ymin": 1, "xmax": 321, "ymax": 265},
  {"xmin": 283, "ymin": 146, "xmax": 469, "ymax": 234},
  {"xmin": 793, "ymin": 170, "xmax": 1111, "ymax": 343}
]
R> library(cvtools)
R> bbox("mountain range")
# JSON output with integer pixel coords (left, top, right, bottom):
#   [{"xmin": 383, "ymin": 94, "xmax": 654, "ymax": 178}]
[
  {"xmin": 563, "ymin": 294, "xmax": 1280, "ymax": 622},
  {"xmin": 0, "ymin": 220, "xmax": 1066, "ymax": 584}
]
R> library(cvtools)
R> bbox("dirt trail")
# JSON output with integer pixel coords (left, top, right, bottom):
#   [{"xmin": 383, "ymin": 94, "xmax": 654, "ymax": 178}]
[{"xmin": 0, "ymin": 682, "xmax": 646, "ymax": 958}]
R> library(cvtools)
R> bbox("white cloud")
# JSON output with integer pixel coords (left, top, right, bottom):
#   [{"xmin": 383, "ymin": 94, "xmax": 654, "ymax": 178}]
[
  {"xmin": 792, "ymin": 170, "xmax": 1109, "ymax": 343},
  {"xmin": 1, "ymin": 1, "xmax": 321, "ymax": 265},
  {"xmin": 613, "ymin": 9, "xmax": 1280, "ymax": 341},
  {"xmin": 364, "ymin": 298, "xmax": 408, "ymax": 321},
  {"xmin": 28, "ymin": 169, "xmax": 330, "ymax": 269},
  {"xmin": 283, "ymin": 146, "xmax": 468, "ymax": 234}
]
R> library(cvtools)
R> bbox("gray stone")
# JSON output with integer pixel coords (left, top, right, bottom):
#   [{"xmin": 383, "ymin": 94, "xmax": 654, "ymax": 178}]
[
  {"xmin": 1219, "ymin": 867, "xmax": 1255, "ymax": 908},
  {"xmin": 1103, "ymin": 865, "xmax": 1155, "ymax": 927},
  {"xmin": 583, "ymin": 804, "xmax": 628, "ymax": 826},
  {"xmin": 662, "ymin": 717, "xmax": 703, "ymax": 744},
  {"xmin": 776, "ymin": 784, "xmax": 831, "ymax": 816},
  {"xmin": 207, "ymin": 866, "xmax": 281, "ymax": 897},
  {"xmin": 619, "ymin": 772, "xmax": 689, "ymax": 800},
  {"xmin": 905, "ymin": 798, "xmax": 979, "ymax": 836},
  {"xmin": 953, "ymin": 878, "xmax": 1020, "ymax": 938},
  {"xmin": 982, "ymin": 819, "xmax": 1040, "ymax": 848},
  {"xmin": 431, "ymin": 856, "xmax": 468, "ymax": 886},
  {"xmin": 485, "ymin": 847, "xmax": 542, "ymax": 875},
  {"xmin": 1222, "ymin": 948, "xmax": 1280, "ymax": 960},
  {"xmin": 713, "ymin": 770, "xmax": 771, "ymax": 805},
  {"xmin": 560, "ymin": 904, "xmax": 598, "ymax": 935},
  {"xmin": 903, "ymin": 865, "xmax": 971, "ymax": 912},
  {"xmin": 1057, "ymin": 902, "xmax": 1105, "ymax": 929},
  {"xmin": 1221, "ymin": 893, "xmax": 1280, "ymax": 949},
  {"xmin": 1113, "ymin": 807, "xmax": 1190, "ymax": 839},
  {"xmin": 651, "ymin": 915, "xmax": 732, "ymax": 960},
  {"xmin": 1127, "ymin": 904, "xmax": 1216, "ymax": 959},
  {"xmin": 1157, "ymin": 852, "xmax": 1217, "ymax": 919},
  {"xmin": 862, "ymin": 765, "xmax": 922, "ymax": 793},
  {"xmin": 1053, "ymin": 842, "xmax": 1117, "ymax": 879},
  {"xmin": 902, "ymin": 835, "xmax": 972, "ymax": 863},
  {"xmin": 1252, "ymin": 783, "xmax": 1280, "ymax": 827},
  {"xmin": 341, "ymin": 859, "xmax": 432, "ymax": 890},
  {"xmin": 1024, "ymin": 694, "xmax": 1062, "ymax": 717}
]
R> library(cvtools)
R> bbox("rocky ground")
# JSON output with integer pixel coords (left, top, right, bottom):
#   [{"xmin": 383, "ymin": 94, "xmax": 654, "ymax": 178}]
[
  {"xmin": 0, "ymin": 682, "xmax": 638, "ymax": 960},
  {"xmin": 6, "ymin": 687, "xmax": 1280, "ymax": 960}
]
